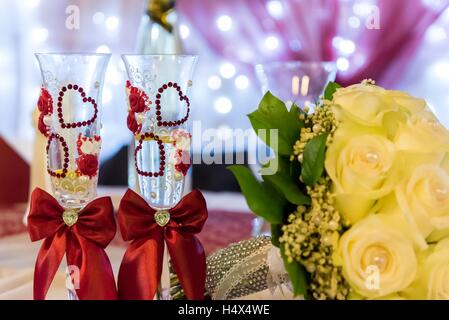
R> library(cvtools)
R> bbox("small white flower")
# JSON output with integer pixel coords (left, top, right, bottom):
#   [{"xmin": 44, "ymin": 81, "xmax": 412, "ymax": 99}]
[
  {"xmin": 136, "ymin": 113, "xmax": 146, "ymax": 124},
  {"xmin": 80, "ymin": 140, "xmax": 100, "ymax": 155}
]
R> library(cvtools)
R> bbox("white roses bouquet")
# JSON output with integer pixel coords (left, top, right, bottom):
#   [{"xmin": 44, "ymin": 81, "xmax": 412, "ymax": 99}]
[{"xmin": 230, "ymin": 80, "xmax": 449, "ymax": 300}]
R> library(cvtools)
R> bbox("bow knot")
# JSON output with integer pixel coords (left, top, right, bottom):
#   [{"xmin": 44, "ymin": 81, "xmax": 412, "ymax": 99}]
[
  {"xmin": 27, "ymin": 188, "xmax": 117, "ymax": 300},
  {"xmin": 117, "ymin": 188, "xmax": 208, "ymax": 300}
]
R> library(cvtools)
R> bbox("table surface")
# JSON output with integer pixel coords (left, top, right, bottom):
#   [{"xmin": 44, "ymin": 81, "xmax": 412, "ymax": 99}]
[{"xmin": 0, "ymin": 190, "xmax": 255, "ymax": 299}]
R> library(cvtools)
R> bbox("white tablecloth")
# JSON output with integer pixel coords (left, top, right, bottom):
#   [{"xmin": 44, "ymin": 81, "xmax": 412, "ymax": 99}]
[
  {"xmin": 0, "ymin": 190, "xmax": 252, "ymax": 300},
  {"xmin": 0, "ymin": 233, "xmax": 126, "ymax": 300}
]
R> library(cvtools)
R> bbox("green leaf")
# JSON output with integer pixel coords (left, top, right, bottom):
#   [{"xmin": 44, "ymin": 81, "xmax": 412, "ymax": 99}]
[
  {"xmin": 260, "ymin": 155, "xmax": 290, "ymax": 176},
  {"xmin": 228, "ymin": 165, "xmax": 285, "ymax": 224},
  {"xmin": 289, "ymin": 103, "xmax": 299, "ymax": 116},
  {"xmin": 323, "ymin": 81, "xmax": 341, "ymax": 101},
  {"xmin": 263, "ymin": 171, "xmax": 311, "ymax": 205},
  {"xmin": 301, "ymin": 133, "xmax": 328, "ymax": 186},
  {"xmin": 270, "ymin": 224, "xmax": 282, "ymax": 248},
  {"xmin": 289, "ymin": 157, "xmax": 301, "ymax": 182},
  {"xmin": 248, "ymin": 91, "xmax": 303, "ymax": 156},
  {"xmin": 280, "ymin": 245, "xmax": 309, "ymax": 298}
]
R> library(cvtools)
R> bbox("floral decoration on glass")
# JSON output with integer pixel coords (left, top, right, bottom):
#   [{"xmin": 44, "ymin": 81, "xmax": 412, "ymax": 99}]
[
  {"xmin": 170, "ymin": 129, "xmax": 192, "ymax": 179},
  {"xmin": 76, "ymin": 134, "xmax": 101, "ymax": 178},
  {"xmin": 122, "ymin": 54, "xmax": 198, "ymax": 210},
  {"xmin": 35, "ymin": 53, "xmax": 110, "ymax": 209},
  {"xmin": 119, "ymin": 55, "xmax": 201, "ymax": 300}
]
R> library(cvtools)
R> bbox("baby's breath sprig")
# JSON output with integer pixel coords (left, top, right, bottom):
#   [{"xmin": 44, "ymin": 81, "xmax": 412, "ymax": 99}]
[
  {"xmin": 279, "ymin": 177, "xmax": 349, "ymax": 300},
  {"xmin": 291, "ymin": 103, "xmax": 338, "ymax": 163},
  {"xmin": 282, "ymin": 102, "xmax": 350, "ymax": 300}
]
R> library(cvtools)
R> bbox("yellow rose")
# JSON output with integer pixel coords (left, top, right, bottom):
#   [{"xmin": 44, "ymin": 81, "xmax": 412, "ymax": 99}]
[
  {"xmin": 387, "ymin": 90, "xmax": 427, "ymax": 114},
  {"xmin": 332, "ymin": 84, "xmax": 403, "ymax": 127},
  {"xmin": 402, "ymin": 238, "xmax": 449, "ymax": 300},
  {"xmin": 334, "ymin": 215, "xmax": 417, "ymax": 298},
  {"xmin": 442, "ymin": 152, "xmax": 449, "ymax": 173},
  {"xmin": 349, "ymin": 291, "xmax": 406, "ymax": 300},
  {"xmin": 372, "ymin": 293, "xmax": 406, "ymax": 300},
  {"xmin": 394, "ymin": 110, "xmax": 449, "ymax": 154},
  {"xmin": 393, "ymin": 152, "xmax": 445, "ymax": 177},
  {"xmin": 428, "ymin": 228, "xmax": 449, "ymax": 243},
  {"xmin": 325, "ymin": 132, "xmax": 397, "ymax": 223},
  {"xmin": 395, "ymin": 164, "xmax": 449, "ymax": 240}
]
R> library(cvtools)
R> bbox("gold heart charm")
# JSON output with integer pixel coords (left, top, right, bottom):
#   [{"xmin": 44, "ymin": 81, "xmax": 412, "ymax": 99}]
[
  {"xmin": 63, "ymin": 209, "xmax": 79, "ymax": 227},
  {"xmin": 155, "ymin": 210, "xmax": 170, "ymax": 227}
]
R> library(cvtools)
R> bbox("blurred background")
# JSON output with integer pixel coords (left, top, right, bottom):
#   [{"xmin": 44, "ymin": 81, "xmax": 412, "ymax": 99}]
[
  {"xmin": 1, "ymin": 0, "xmax": 449, "ymax": 198},
  {"xmin": 0, "ymin": 0, "xmax": 449, "ymax": 161},
  {"xmin": 1, "ymin": 0, "xmax": 449, "ymax": 299}
]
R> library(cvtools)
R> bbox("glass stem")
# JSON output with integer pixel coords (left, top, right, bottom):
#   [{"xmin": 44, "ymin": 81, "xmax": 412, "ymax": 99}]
[
  {"xmin": 67, "ymin": 288, "xmax": 79, "ymax": 300},
  {"xmin": 159, "ymin": 242, "xmax": 171, "ymax": 300}
]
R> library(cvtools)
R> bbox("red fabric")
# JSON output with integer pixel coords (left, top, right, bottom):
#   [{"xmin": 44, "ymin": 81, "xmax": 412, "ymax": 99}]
[
  {"xmin": 197, "ymin": 209, "xmax": 253, "ymax": 254},
  {"xmin": 0, "ymin": 204, "xmax": 27, "ymax": 238},
  {"xmin": 27, "ymin": 188, "xmax": 117, "ymax": 300},
  {"xmin": 117, "ymin": 188, "xmax": 207, "ymax": 300},
  {"xmin": 0, "ymin": 137, "xmax": 29, "ymax": 205}
]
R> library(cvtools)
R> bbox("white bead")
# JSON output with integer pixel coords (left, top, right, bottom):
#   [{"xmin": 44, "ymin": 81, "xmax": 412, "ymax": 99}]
[
  {"xmin": 364, "ymin": 152, "xmax": 379, "ymax": 163},
  {"xmin": 43, "ymin": 115, "xmax": 52, "ymax": 126},
  {"xmin": 434, "ymin": 185, "xmax": 448, "ymax": 201}
]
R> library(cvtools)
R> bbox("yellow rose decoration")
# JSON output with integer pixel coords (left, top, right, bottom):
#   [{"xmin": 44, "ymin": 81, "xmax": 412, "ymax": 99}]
[
  {"xmin": 394, "ymin": 110, "xmax": 449, "ymax": 154},
  {"xmin": 240, "ymin": 80, "xmax": 449, "ymax": 300},
  {"xmin": 325, "ymin": 132, "xmax": 396, "ymax": 223},
  {"xmin": 442, "ymin": 152, "xmax": 449, "ymax": 172},
  {"xmin": 396, "ymin": 164, "xmax": 449, "ymax": 240},
  {"xmin": 402, "ymin": 238, "xmax": 449, "ymax": 300},
  {"xmin": 332, "ymin": 84, "xmax": 403, "ymax": 127},
  {"xmin": 387, "ymin": 90, "xmax": 427, "ymax": 114},
  {"xmin": 335, "ymin": 215, "xmax": 417, "ymax": 298}
]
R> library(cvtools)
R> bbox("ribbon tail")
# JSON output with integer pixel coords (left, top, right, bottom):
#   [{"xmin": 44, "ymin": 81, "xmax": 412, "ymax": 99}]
[
  {"xmin": 118, "ymin": 230, "xmax": 164, "ymax": 300},
  {"xmin": 66, "ymin": 232, "xmax": 118, "ymax": 300},
  {"xmin": 33, "ymin": 229, "xmax": 66, "ymax": 300},
  {"xmin": 165, "ymin": 230, "xmax": 206, "ymax": 300}
]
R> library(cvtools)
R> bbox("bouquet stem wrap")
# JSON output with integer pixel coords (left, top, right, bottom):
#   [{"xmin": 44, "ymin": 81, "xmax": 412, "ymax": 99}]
[
  {"xmin": 27, "ymin": 188, "xmax": 117, "ymax": 300},
  {"xmin": 117, "ymin": 188, "xmax": 208, "ymax": 300}
]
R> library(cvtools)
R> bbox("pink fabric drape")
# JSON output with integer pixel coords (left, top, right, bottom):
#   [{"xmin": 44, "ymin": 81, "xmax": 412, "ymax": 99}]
[
  {"xmin": 178, "ymin": 0, "xmax": 448, "ymax": 87},
  {"xmin": 340, "ymin": 0, "xmax": 449, "ymax": 86},
  {"xmin": 178, "ymin": 0, "xmax": 338, "ymax": 63}
]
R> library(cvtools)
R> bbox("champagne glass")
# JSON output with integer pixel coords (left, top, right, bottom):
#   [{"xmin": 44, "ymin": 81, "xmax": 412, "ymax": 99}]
[
  {"xmin": 255, "ymin": 61, "xmax": 337, "ymax": 109},
  {"xmin": 122, "ymin": 54, "xmax": 198, "ymax": 298},
  {"xmin": 35, "ymin": 53, "xmax": 110, "ymax": 299}
]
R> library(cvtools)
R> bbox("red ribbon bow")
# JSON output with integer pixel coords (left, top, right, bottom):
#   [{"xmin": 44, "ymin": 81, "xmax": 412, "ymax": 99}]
[
  {"xmin": 117, "ymin": 188, "xmax": 208, "ymax": 300},
  {"xmin": 27, "ymin": 188, "xmax": 118, "ymax": 300}
]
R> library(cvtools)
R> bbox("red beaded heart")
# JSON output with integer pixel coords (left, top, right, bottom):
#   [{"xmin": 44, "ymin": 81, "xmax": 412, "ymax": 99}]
[
  {"xmin": 134, "ymin": 132, "xmax": 165, "ymax": 177},
  {"xmin": 56, "ymin": 84, "xmax": 98, "ymax": 129},
  {"xmin": 46, "ymin": 133, "xmax": 70, "ymax": 178},
  {"xmin": 155, "ymin": 82, "xmax": 190, "ymax": 127}
]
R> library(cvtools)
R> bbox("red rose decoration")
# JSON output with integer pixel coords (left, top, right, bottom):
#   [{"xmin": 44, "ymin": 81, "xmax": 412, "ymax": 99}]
[
  {"xmin": 37, "ymin": 89, "xmax": 52, "ymax": 115},
  {"xmin": 38, "ymin": 113, "xmax": 48, "ymax": 136},
  {"xmin": 174, "ymin": 149, "xmax": 191, "ymax": 176},
  {"xmin": 76, "ymin": 154, "xmax": 99, "ymax": 178},
  {"xmin": 127, "ymin": 112, "xmax": 140, "ymax": 134},
  {"xmin": 129, "ymin": 93, "xmax": 146, "ymax": 113}
]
